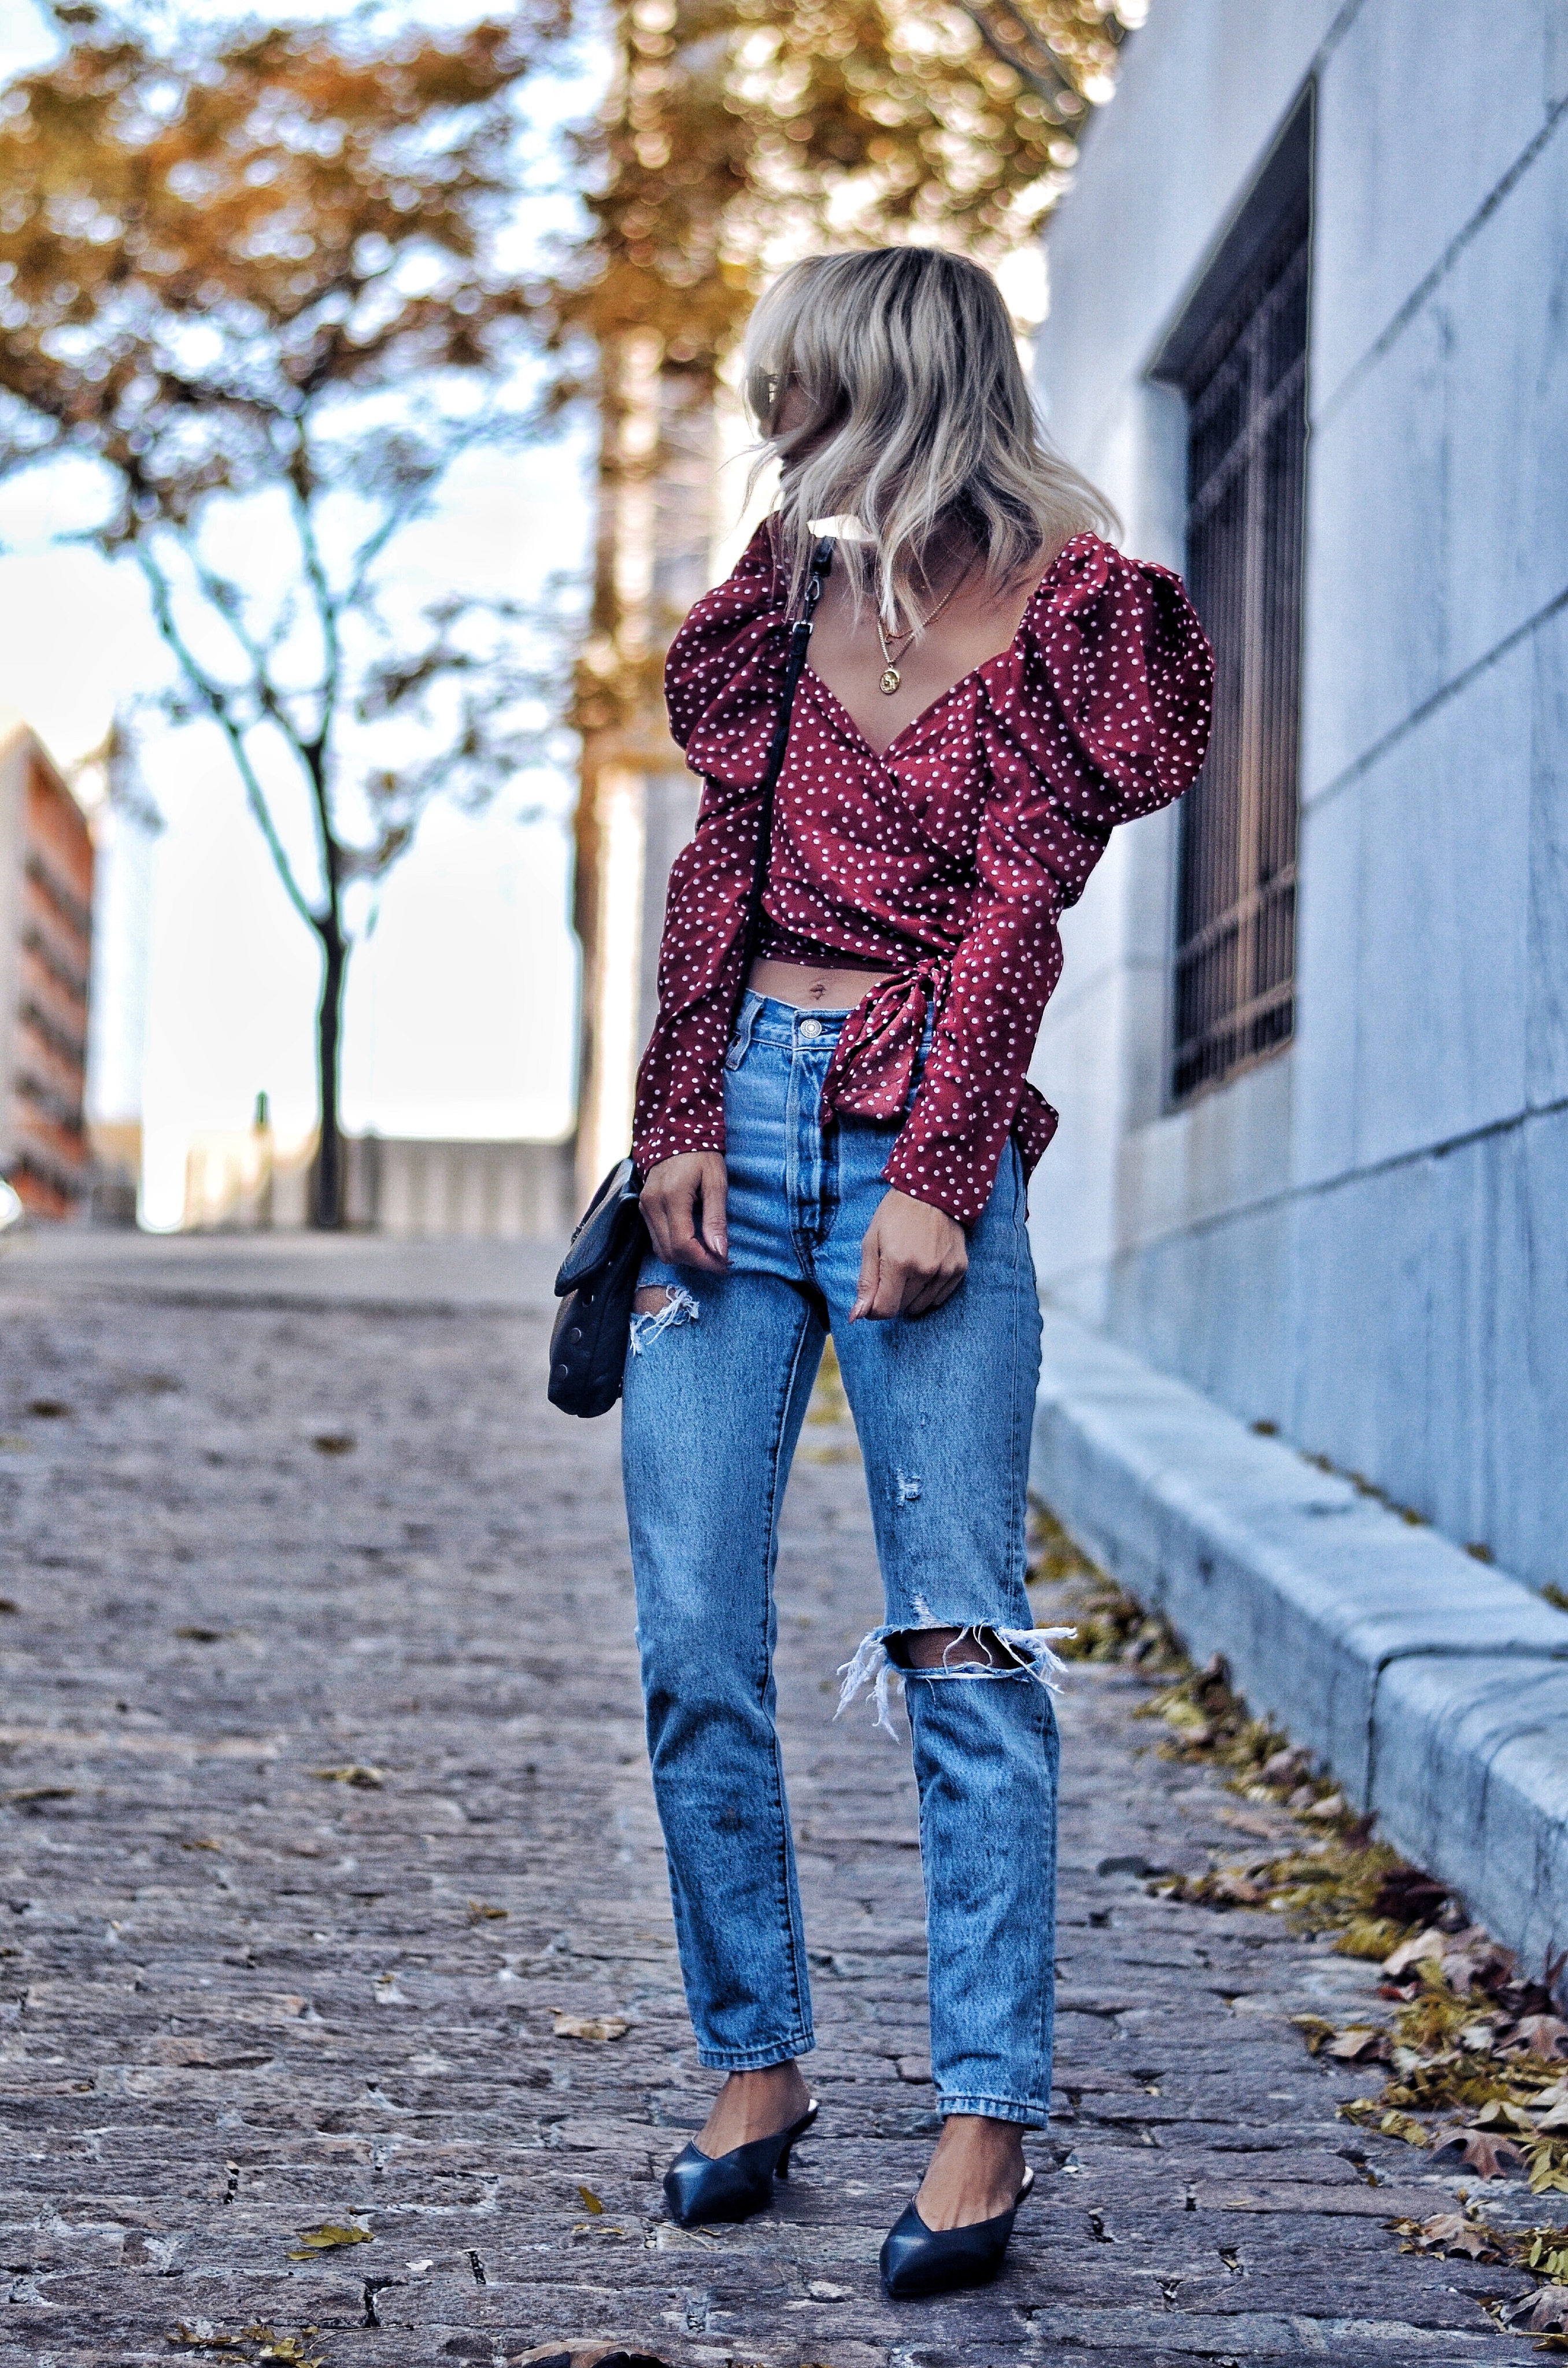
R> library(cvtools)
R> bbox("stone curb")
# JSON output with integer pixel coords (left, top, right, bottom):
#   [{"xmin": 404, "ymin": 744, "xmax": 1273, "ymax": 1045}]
[{"xmin": 1030, "ymin": 1303, "xmax": 1568, "ymax": 1985}]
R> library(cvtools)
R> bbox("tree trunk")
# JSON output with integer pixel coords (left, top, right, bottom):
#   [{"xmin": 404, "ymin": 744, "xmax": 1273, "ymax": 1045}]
[{"xmin": 314, "ymin": 924, "xmax": 348, "ymax": 1229}]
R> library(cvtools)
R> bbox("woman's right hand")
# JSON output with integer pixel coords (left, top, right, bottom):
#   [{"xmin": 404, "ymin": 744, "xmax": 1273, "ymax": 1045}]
[{"xmin": 639, "ymin": 1153, "xmax": 730, "ymax": 1274}]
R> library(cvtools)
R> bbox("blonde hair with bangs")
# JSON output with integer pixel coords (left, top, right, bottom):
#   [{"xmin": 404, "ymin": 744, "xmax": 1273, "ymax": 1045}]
[{"xmin": 744, "ymin": 246, "xmax": 1119, "ymax": 629}]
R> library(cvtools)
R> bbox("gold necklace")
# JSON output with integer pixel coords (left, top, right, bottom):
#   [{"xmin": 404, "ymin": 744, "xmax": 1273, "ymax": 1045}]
[{"xmin": 875, "ymin": 573, "xmax": 964, "ymax": 694}]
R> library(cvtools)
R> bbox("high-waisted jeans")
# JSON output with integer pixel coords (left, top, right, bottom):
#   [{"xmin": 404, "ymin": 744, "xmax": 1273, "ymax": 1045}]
[{"xmin": 620, "ymin": 993, "xmax": 1060, "ymax": 2126}]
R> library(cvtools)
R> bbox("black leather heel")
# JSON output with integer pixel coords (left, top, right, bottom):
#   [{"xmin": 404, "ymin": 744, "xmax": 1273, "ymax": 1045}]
[
  {"xmin": 662, "ymin": 2099, "xmax": 819, "ymax": 2228},
  {"xmin": 879, "ymin": 2164, "xmax": 1034, "ymax": 2299}
]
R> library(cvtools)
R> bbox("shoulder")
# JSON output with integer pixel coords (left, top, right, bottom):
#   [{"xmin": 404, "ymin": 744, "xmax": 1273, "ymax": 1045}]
[
  {"xmin": 1030, "ymin": 532, "xmax": 1207, "ymax": 646},
  {"xmin": 1007, "ymin": 533, "xmax": 1215, "ymax": 812},
  {"xmin": 664, "ymin": 523, "xmax": 789, "ymax": 754},
  {"xmin": 1025, "ymin": 532, "xmax": 1212, "ymax": 707}
]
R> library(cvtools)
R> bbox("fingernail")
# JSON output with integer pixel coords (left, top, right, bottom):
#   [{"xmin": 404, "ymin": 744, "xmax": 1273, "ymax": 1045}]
[{"xmin": 713, "ymin": 1234, "xmax": 727, "ymax": 1256}]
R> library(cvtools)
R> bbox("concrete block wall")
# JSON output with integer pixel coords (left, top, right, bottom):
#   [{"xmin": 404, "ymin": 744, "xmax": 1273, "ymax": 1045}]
[
  {"xmin": 1033, "ymin": 1304, "xmax": 1568, "ymax": 1988},
  {"xmin": 1030, "ymin": 0, "xmax": 1568, "ymax": 1593}
]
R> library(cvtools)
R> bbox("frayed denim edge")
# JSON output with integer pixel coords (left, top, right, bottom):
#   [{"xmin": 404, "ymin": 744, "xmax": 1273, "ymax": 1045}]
[
  {"xmin": 627, "ymin": 1281, "xmax": 700, "ymax": 1355},
  {"xmin": 834, "ymin": 1621, "xmax": 1077, "ymax": 1740}
]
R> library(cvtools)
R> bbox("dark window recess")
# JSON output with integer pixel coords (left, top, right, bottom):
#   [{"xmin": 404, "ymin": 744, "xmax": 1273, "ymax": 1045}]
[{"xmin": 1156, "ymin": 99, "xmax": 1311, "ymax": 1104}]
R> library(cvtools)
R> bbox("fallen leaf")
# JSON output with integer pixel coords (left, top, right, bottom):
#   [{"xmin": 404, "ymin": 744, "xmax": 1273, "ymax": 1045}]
[
  {"xmin": 1291, "ymin": 2014, "xmax": 1338, "ymax": 2056},
  {"xmin": 1327, "ymin": 2026, "xmax": 1392, "ymax": 2063},
  {"xmin": 1522, "ymin": 2232, "xmax": 1568, "ymax": 2279},
  {"xmin": 167, "ymin": 2332, "xmax": 248, "ymax": 2355},
  {"xmin": 1528, "ymin": 2149, "xmax": 1568, "ymax": 2197},
  {"xmin": 2, "ymin": 1786, "xmax": 75, "ymax": 1805},
  {"xmin": 286, "ymin": 2221, "xmax": 373, "ymax": 2258},
  {"xmin": 181, "ymin": 1838, "xmax": 224, "ymax": 1852},
  {"xmin": 1393, "ymin": 2210, "xmax": 1499, "ymax": 2260},
  {"xmin": 1515, "ymin": 2016, "xmax": 1568, "ymax": 2061},
  {"xmin": 577, "ymin": 2185, "xmax": 604, "ymax": 2214},
  {"xmin": 250, "ymin": 2338, "xmax": 324, "ymax": 2368},
  {"xmin": 27, "ymin": 1398, "xmax": 71, "ymax": 1418},
  {"xmin": 1382, "ymin": 1928, "xmax": 1447, "ymax": 1978},
  {"xmin": 468, "ymin": 1899, "xmax": 509, "ymax": 1922},
  {"xmin": 1432, "ymin": 2127, "xmax": 1526, "ymax": 2179},
  {"xmin": 1474, "ymin": 2099, "xmax": 1539, "ymax": 2133},
  {"xmin": 310, "ymin": 1432, "xmax": 356, "ymax": 1455},
  {"xmin": 1376, "ymin": 2110, "xmax": 1430, "ymax": 2148},
  {"xmin": 175, "ymin": 1627, "xmax": 227, "ymax": 1644},
  {"xmin": 1532, "ymin": 2290, "xmax": 1568, "ymax": 2335},
  {"xmin": 553, "ymin": 2013, "xmax": 630, "ymax": 2043},
  {"xmin": 1207, "ymin": 1869, "xmax": 1265, "ymax": 1905},
  {"xmin": 310, "ymin": 1765, "xmax": 383, "ymax": 1789}
]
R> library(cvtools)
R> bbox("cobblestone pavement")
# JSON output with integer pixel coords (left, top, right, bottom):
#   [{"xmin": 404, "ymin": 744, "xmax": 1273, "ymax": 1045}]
[{"xmin": 0, "ymin": 1235, "xmax": 1527, "ymax": 2366}]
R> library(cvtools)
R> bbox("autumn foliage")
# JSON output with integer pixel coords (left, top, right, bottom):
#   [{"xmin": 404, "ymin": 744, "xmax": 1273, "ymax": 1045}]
[{"xmin": 0, "ymin": 3, "xmax": 568, "ymax": 1222}]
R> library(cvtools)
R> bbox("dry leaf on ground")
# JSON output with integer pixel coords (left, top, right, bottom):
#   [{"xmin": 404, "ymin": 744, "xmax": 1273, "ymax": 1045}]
[
  {"xmin": 286, "ymin": 2221, "xmax": 373, "ymax": 2258},
  {"xmin": 1327, "ymin": 2026, "xmax": 1392, "ymax": 2063},
  {"xmin": 1432, "ymin": 2126, "xmax": 1526, "ymax": 2180},
  {"xmin": 1393, "ymin": 2210, "xmax": 1500, "ymax": 2260},
  {"xmin": 553, "ymin": 2013, "xmax": 630, "ymax": 2043},
  {"xmin": 577, "ymin": 2186, "xmax": 604, "ymax": 2214},
  {"xmin": 167, "ymin": 2330, "xmax": 324, "ymax": 2367},
  {"xmin": 310, "ymin": 1765, "xmax": 383, "ymax": 1788},
  {"xmin": 1515, "ymin": 2017, "xmax": 1568, "ymax": 2061},
  {"xmin": 468, "ymin": 1899, "xmax": 509, "ymax": 1921}
]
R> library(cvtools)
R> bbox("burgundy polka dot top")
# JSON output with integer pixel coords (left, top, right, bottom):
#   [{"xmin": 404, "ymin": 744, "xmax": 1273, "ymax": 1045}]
[{"xmin": 632, "ymin": 522, "xmax": 1215, "ymax": 1227}]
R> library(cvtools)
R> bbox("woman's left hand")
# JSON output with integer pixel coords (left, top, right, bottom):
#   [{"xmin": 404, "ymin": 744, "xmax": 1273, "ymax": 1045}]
[{"xmin": 851, "ymin": 1189, "xmax": 968, "ymax": 1320}]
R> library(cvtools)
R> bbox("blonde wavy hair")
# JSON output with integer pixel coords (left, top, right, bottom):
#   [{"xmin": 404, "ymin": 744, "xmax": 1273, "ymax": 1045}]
[{"xmin": 744, "ymin": 245, "xmax": 1119, "ymax": 630}]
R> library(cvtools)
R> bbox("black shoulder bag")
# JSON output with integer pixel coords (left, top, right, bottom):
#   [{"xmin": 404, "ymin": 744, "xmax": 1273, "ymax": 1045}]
[{"xmin": 548, "ymin": 535, "xmax": 835, "ymax": 1418}]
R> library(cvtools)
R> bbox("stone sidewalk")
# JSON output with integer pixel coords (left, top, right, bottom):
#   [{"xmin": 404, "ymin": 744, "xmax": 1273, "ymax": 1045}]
[{"xmin": 0, "ymin": 1237, "xmax": 1526, "ymax": 2365}]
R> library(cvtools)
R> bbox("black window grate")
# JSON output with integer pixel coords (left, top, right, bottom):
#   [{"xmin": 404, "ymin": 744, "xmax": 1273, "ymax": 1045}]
[{"xmin": 1167, "ymin": 182, "xmax": 1311, "ymax": 1104}]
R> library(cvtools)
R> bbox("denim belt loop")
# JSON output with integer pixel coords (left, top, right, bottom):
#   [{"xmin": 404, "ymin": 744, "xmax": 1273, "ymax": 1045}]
[{"xmin": 725, "ymin": 991, "xmax": 761, "ymax": 1072}]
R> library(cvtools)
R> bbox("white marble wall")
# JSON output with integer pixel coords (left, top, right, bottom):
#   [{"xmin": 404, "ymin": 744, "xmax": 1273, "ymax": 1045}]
[{"xmin": 1031, "ymin": 0, "xmax": 1568, "ymax": 1589}]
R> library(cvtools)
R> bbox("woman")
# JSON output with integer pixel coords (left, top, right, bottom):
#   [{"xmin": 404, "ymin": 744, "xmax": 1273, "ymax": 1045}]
[{"xmin": 621, "ymin": 246, "xmax": 1212, "ymax": 2299}]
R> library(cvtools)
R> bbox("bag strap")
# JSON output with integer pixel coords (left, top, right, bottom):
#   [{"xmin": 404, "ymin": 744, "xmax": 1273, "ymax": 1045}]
[{"xmin": 734, "ymin": 534, "xmax": 835, "ymax": 992}]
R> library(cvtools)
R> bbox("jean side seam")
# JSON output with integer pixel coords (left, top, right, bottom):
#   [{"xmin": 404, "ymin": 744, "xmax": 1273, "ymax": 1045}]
[
  {"xmin": 757, "ymin": 1293, "xmax": 818, "ymax": 2052},
  {"xmin": 1014, "ymin": 1150, "xmax": 1054, "ymax": 2114},
  {"xmin": 1005, "ymin": 1143, "xmax": 1028, "ymax": 1608},
  {"xmin": 1031, "ymin": 1684, "xmax": 1054, "ymax": 2114}
]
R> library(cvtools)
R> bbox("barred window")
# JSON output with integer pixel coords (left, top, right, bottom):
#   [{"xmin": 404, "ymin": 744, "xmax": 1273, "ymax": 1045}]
[{"xmin": 1156, "ymin": 95, "xmax": 1312, "ymax": 1105}]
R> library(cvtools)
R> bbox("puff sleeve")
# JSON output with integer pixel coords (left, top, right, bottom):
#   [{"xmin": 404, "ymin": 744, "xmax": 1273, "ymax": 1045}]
[
  {"xmin": 630, "ymin": 526, "xmax": 789, "ymax": 1175},
  {"xmin": 882, "ymin": 539, "xmax": 1215, "ymax": 1223}
]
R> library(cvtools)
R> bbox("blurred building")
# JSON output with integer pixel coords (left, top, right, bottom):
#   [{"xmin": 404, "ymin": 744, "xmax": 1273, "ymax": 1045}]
[
  {"xmin": 1030, "ymin": 7, "xmax": 1565, "ymax": 1585},
  {"xmin": 0, "ymin": 712, "xmax": 94, "ymax": 1218},
  {"xmin": 181, "ymin": 1123, "xmax": 573, "ymax": 1240},
  {"xmin": 572, "ymin": 342, "xmax": 719, "ymax": 1195},
  {"xmin": 74, "ymin": 722, "xmax": 158, "ymax": 1224}
]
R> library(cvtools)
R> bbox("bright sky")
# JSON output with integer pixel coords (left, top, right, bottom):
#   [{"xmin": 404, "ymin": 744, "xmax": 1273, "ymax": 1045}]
[{"xmin": 0, "ymin": 0, "xmax": 590, "ymax": 1226}]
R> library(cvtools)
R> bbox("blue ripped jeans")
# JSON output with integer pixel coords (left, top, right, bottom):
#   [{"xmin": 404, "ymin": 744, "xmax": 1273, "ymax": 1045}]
[{"xmin": 620, "ymin": 993, "xmax": 1061, "ymax": 2126}]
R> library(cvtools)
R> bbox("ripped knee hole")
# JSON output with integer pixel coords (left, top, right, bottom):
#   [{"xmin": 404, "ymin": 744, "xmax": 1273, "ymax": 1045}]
[
  {"xmin": 886, "ymin": 1626, "xmax": 1029, "ymax": 1674},
  {"xmin": 634, "ymin": 1287, "xmax": 674, "ymax": 1315}
]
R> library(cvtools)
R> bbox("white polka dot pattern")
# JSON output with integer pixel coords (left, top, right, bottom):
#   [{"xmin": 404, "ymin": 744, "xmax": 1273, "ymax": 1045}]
[{"xmin": 631, "ymin": 523, "xmax": 1215, "ymax": 1227}]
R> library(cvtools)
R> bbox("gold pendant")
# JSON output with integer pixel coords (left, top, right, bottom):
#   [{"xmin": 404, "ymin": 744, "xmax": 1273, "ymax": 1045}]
[{"xmin": 879, "ymin": 665, "xmax": 901, "ymax": 695}]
